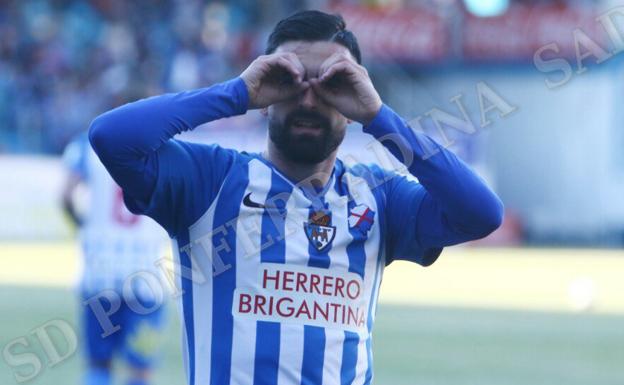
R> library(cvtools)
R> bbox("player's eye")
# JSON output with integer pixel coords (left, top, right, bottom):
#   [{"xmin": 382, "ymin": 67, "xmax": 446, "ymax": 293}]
[
  {"xmin": 324, "ymin": 73, "xmax": 345, "ymax": 89},
  {"xmin": 277, "ymin": 71, "xmax": 296, "ymax": 85}
]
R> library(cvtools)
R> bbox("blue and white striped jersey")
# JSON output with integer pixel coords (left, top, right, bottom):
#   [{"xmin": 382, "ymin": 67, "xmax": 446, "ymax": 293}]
[
  {"xmin": 90, "ymin": 77, "xmax": 503, "ymax": 385},
  {"xmin": 127, "ymin": 143, "xmax": 434, "ymax": 385}
]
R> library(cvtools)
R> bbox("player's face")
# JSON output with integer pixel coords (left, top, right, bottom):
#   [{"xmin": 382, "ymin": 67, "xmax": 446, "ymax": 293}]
[{"xmin": 267, "ymin": 41, "xmax": 350, "ymax": 164}]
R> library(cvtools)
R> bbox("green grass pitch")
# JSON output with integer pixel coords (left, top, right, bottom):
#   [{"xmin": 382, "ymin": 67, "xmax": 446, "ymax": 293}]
[
  {"xmin": 1, "ymin": 284, "xmax": 622, "ymax": 385},
  {"xmin": 1, "ymin": 243, "xmax": 623, "ymax": 384}
]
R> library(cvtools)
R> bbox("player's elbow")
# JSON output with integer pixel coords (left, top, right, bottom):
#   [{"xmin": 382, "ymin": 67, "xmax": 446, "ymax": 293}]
[
  {"xmin": 472, "ymin": 194, "xmax": 504, "ymax": 239},
  {"xmin": 88, "ymin": 113, "xmax": 116, "ymax": 159}
]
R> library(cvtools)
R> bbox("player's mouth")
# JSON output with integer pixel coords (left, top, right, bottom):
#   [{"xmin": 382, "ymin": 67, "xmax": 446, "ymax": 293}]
[{"xmin": 291, "ymin": 119, "xmax": 324, "ymax": 134}]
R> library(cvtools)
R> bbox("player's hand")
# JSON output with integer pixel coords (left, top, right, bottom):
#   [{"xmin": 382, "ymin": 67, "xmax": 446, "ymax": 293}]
[
  {"xmin": 240, "ymin": 53, "xmax": 310, "ymax": 109},
  {"xmin": 309, "ymin": 52, "xmax": 382, "ymax": 125}
]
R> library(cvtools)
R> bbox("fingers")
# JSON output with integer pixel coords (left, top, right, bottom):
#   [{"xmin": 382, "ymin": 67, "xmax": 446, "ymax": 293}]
[
  {"xmin": 241, "ymin": 52, "xmax": 310, "ymax": 108},
  {"xmin": 318, "ymin": 52, "xmax": 362, "ymax": 81},
  {"xmin": 308, "ymin": 78, "xmax": 332, "ymax": 101},
  {"xmin": 318, "ymin": 52, "xmax": 351, "ymax": 78},
  {"xmin": 276, "ymin": 57, "xmax": 301, "ymax": 83},
  {"xmin": 320, "ymin": 61, "xmax": 355, "ymax": 83},
  {"xmin": 290, "ymin": 79, "xmax": 311, "ymax": 95},
  {"xmin": 282, "ymin": 53, "xmax": 306, "ymax": 82},
  {"xmin": 266, "ymin": 52, "xmax": 305, "ymax": 83},
  {"xmin": 320, "ymin": 60, "xmax": 367, "ymax": 89}
]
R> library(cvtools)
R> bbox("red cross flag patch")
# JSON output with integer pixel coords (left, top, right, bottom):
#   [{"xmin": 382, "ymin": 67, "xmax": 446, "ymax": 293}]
[{"xmin": 348, "ymin": 204, "xmax": 375, "ymax": 234}]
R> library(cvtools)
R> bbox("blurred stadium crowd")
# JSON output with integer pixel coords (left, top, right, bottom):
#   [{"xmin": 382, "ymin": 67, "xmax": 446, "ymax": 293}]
[
  {"xmin": 0, "ymin": 0, "xmax": 312, "ymax": 154},
  {"xmin": 0, "ymin": 0, "xmax": 590, "ymax": 154}
]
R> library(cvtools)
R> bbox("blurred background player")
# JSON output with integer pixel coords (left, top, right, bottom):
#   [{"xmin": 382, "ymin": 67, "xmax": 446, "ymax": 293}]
[{"xmin": 62, "ymin": 131, "xmax": 168, "ymax": 385}]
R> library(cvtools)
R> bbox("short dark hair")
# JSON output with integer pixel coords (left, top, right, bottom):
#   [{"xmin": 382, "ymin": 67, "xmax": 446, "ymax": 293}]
[{"xmin": 265, "ymin": 10, "xmax": 362, "ymax": 64}]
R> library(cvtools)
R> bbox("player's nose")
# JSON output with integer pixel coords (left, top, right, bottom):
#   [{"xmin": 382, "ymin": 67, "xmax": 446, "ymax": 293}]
[{"xmin": 298, "ymin": 86, "xmax": 319, "ymax": 110}]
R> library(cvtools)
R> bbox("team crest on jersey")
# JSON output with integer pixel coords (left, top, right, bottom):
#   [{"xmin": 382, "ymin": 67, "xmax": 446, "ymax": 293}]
[
  {"xmin": 348, "ymin": 204, "xmax": 375, "ymax": 234},
  {"xmin": 304, "ymin": 209, "xmax": 336, "ymax": 251}
]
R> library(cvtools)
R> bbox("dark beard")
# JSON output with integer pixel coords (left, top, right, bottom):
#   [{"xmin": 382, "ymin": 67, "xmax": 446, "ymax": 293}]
[{"xmin": 268, "ymin": 109, "xmax": 345, "ymax": 164}]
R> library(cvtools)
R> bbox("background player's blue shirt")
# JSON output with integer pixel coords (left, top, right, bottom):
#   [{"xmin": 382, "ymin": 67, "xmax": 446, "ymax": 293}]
[
  {"xmin": 62, "ymin": 133, "xmax": 89, "ymax": 180},
  {"xmin": 89, "ymin": 77, "xmax": 503, "ymax": 385},
  {"xmin": 63, "ymin": 133, "xmax": 168, "ymax": 297}
]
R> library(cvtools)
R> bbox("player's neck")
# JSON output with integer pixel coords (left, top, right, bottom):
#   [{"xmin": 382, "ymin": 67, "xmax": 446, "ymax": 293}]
[{"xmin": 264, "ymin": 143, "xmax": 337, "ymax": 189}]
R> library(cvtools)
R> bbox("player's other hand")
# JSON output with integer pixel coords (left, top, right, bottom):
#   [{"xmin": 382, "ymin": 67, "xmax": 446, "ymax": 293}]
[
  {"xmin": 240, "ymin": 53, "xmax": 310, "ymax": 109},
  {"xmin": 310, "ymin": 52, "xmax": 382, "ymax": 125}
]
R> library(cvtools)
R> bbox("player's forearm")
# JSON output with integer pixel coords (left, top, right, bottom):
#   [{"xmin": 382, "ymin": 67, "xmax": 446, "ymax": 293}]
[
  {"xmin": 89, "ymin": 77, "xmax": 248, "ymax": 162},
  {"xmin": 363, "ymin": 104, "xmax": 503, "ymax": 243},
  {"xmin": 88, "ymin": 77, "xmax": 248, "ymax": 199}
]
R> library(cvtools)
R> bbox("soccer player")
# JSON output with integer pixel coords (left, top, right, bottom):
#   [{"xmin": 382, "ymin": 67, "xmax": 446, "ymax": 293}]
[
  {"xmin": 89, "ymin": 10, "xmax": 503, "ymax": 385},
  {"xmin": 62, "ymin": 133, "xmax": 168, "ymax": 385}
]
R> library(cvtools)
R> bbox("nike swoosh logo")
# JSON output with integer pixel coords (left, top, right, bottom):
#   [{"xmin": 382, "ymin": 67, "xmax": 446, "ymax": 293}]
[{"xmin": 243, "ymin": 193, "xmax": 267, "ymax": 209}]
